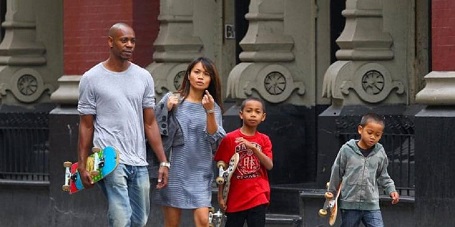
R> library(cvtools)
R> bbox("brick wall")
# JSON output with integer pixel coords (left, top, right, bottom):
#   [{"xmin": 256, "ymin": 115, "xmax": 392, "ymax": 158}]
[
  {"xmin": 64, "ymin": 0, "xmax": 159, "ymax": 75},
  {"xmin": 432, "ymin": 0, "xmax": 455, "ymax": 71},
  {"xmin": 133, "ymin": 1, "xmax": 159, "ymax": 68}
]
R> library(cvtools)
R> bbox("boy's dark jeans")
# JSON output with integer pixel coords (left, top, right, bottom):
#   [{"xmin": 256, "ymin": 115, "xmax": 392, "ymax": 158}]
[{"xmin": 225, "ymin": 204, "xmax": 267, "ymax": 227}]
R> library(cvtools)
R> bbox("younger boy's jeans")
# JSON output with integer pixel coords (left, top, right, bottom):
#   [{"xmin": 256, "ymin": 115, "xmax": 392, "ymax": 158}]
[
  {"xmin": 341, "ymin": 209, "xmax": 384, "ymax": 227},
  {"xmin": 99, "ymin": 164, "xmax": 150, "ymax": 227}
]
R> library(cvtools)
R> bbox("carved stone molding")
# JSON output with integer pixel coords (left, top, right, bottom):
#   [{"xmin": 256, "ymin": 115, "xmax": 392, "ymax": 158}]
[
  {"xmin": 244, "ymin": 64, "xmax": 304, "ymax": 103},
  {"xmin": 323, "ymin": 62, "xmax": 404, "ymax": 104},
  {"xmin": 228, "ymin": 63, "xmax": 305, "ymax": 104},
  {"xmin": 339, "ymin": 63, "xmax": 404, "ymax": 103},
  {"xmin": 0, "ymin": 68, "xmax": 54, "ymax": 103}
]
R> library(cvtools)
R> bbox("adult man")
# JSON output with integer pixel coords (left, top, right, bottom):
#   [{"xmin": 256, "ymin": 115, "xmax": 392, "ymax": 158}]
[{"xmin": 77, "ymin": 22, "xmax": 169, "ymax": 227}]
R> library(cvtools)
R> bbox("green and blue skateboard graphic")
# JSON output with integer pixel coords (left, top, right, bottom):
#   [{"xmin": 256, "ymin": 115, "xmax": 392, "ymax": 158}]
[{"xmin": 62, "ymin": 146, "xmax": 119, "ymax": 194}]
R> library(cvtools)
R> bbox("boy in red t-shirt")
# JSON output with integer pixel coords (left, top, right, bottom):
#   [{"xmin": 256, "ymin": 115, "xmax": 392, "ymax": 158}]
[{"xmin": 214, "ymin": 97, "xmax": 273, "ymax": 227}]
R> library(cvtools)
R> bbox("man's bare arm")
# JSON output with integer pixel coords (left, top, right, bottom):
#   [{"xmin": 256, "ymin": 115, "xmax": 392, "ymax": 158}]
[
  {"xmin": 77, "ymin": 115, "xmax": 95, "ymax": 188},
  {"xmin": 144, "ymin": 108, "xmax": 169, "ymax": 188}
]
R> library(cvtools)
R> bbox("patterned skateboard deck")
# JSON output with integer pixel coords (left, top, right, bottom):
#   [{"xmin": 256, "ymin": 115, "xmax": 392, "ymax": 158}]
[
  {"xmin": 62, "ymin": 146, "xmax": 119, "ymax": 194},
  {"xmin": 216, "ymin": 152, "xmax": 240, "ymax": 203}
]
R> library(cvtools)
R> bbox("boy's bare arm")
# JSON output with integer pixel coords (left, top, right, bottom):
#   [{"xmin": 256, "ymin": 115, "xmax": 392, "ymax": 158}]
[
  {"xmin": 251, "ymin": 145, "xmax": 273, "ymax": 170},
  {"xmin": 236, "ymin": 137, "xmax": 273, "ymax": 170},
  {"xmin": 217, "ymin": 184, "xmax": 226, "ymax": 211}
]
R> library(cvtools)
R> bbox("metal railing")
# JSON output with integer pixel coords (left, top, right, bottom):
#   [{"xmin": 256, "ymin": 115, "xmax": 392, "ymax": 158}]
[{"xmin": 0, "ymin": 112, "xmax": 49, "ymax": 186}]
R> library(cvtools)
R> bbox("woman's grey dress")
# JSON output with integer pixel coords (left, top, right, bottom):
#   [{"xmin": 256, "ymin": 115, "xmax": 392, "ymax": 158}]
[{"xmin": 154, "ymin": 93, "xmax": 225, "ymax": 208}]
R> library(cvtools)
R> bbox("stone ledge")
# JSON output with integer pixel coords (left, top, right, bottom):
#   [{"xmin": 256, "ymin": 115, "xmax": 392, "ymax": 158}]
[
  {"xmin": 266, "ymin": 213, "xmax": 302, "ymax": 225},
  {"xmin": 50, "ymin": 75, "xmax": 81, "ymax": 105},
  {"xmin": 0, "ymin": 179, "xmax": 49, "ymax": 187},
  {"xmin": 416, "ymin": 71, "xmax": 455, "ymax": 105}
]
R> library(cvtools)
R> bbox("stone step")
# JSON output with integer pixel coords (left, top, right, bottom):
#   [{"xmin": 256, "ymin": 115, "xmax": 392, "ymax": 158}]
[{"xmin": 266, "ymin": 213, "xmax": 302, "ymax": 227}]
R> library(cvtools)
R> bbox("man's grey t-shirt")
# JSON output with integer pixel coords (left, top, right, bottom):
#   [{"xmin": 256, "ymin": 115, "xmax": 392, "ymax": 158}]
[{"xmin": 78, "ymin": 62, "xmax": 155, "ymax": 166}]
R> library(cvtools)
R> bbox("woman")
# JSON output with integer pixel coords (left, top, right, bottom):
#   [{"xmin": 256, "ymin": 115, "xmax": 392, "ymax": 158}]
[{"xmin": 154, "ymin": 57, "xmax": 226, "ymax": 227}]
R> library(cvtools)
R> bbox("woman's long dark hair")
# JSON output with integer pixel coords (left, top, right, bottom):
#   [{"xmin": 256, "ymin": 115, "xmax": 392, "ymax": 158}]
[{"xmin": 178, "ymin": 57, "xmax": 223, "ymax": 112}]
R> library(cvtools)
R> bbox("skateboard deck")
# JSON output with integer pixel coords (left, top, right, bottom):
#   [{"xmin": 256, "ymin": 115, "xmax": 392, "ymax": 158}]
[
  {"xmin": 318, "ymin": 181, "xmax": 342, "ymax": 226},
  {"xmin": 62, "ymin": 146, "xmax": 119, "ymax": 194},
  {"xmin": 215, "ymin": 152, "xmax": 240, "ymax": 203}
]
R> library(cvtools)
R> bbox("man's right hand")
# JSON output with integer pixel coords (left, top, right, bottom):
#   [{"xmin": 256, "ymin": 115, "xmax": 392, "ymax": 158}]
[{"xmin": 78, "ymin": 168, "xmax": 94, "ymax": 189}]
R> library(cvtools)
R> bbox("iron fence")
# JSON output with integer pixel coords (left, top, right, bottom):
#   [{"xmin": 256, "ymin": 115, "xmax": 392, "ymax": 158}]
[{"xmin": 0, "ymin": 112, "xmax": 49, "ymax": 185}]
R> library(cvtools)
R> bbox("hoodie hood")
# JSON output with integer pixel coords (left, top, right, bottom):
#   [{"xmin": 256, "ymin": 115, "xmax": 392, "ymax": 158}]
[{"xmin": 345, "ymin": 139, "xmax": 384, "ymax": 157}]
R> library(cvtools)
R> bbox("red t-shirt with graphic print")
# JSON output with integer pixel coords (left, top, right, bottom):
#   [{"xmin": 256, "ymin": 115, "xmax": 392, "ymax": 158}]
[{"xmin": 214, "ymin": 128, "xmax": 273, "ymax": 213}]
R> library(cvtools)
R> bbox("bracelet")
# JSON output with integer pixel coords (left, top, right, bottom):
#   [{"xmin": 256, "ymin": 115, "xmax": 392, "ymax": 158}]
[
  {"xmin": 159, "ymin": 162, "xmax": 170, "ymax": 168},
  {"xmin": 205, "ymin": 109, "xmax": 215, "ymax": 114}
]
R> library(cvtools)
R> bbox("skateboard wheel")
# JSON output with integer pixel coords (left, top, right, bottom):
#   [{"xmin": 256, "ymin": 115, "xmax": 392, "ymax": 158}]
[
  {"xmin": 63, "ymin": 161, "xmax": 72, "ymax": 167},
  {"xmin": 209, "ymin": 207, "xmax": 215, "ymax": 212},
  {"xmin": 318, "ymin": 209, "xmax": 327, "ymax": 217},
  {"xmin": 217, "ymin": 161, "xmax": 226, "ymax": 169},
  {"xmin": 324, "ymin": 192, "xmax": 334, "ymax": 199},
  {"xmin": 215, "ymin": 176, "xmax": 225, "ymax": 185},
  {"xmin": 62, "ymin": 185, "xmax": 70, "ymax": 191},
  {"xmin": 92, "ymin": 147, "xmax": 101, "ymax": 153},
  {"xmin": 209, "ymin": 224, "xmax": 214, "ymax": 227}
]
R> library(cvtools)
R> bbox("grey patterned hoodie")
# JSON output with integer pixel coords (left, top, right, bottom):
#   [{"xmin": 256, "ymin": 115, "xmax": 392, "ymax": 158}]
[{"xmin": 328, "ymin": 139, "xmax": 396, "ymax": 210}]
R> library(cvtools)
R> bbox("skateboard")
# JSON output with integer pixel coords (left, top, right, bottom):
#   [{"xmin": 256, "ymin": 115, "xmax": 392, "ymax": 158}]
[
  {"xmin": 318, "ymin": 181, "xmax": 342, "ymax": 226},
  {"xmin": 215, "ymin": 152, "xmax": 240, "ymax": 203},
  {"xmin": 208, "ymin": 207, "xmax": 224, "ymax": 227},
  {"xmin": 62, "ymin": 146, "xmax": 119, "ymax": 194}
]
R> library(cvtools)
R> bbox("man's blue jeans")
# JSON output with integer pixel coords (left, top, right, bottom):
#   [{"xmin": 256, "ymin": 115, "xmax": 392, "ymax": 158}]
[
  {"xmin": 99, "ymin": 164, "xmax": 150, "ymax": 227},
  {"xmin": 341, "ymin": 209, "xmax": 384, "ymax": 227}
]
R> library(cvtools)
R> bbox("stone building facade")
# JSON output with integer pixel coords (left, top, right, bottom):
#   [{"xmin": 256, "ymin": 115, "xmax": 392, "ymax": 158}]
[{"xmin": 0, "ymin": 0, "xmax": 453, "ymax": 226}]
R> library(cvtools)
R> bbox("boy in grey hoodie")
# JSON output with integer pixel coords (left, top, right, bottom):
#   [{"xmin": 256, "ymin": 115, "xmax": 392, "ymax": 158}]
[{"xmin": 328, "ymin": 113, "xmax": 400, "ymax": 227}]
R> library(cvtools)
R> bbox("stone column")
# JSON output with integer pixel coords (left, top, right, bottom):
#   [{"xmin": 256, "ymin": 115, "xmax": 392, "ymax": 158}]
[
  {"xmin": 0, "ymin": 0, "xmax": 53, "ymax": 104},
  {"xmin": 322, "ymin": 0, "xmax": 408, "ymax": 105},
  {"xmin": 227, "ymin": 0, "xmax": 305, "ymax": 105},
  {"xmin": 146, "ymin": 0, "xmax": 203, "ymax": 97}
]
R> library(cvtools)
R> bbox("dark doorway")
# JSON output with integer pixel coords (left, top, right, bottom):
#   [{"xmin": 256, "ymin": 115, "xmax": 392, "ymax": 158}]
[
  {"xmin": 234, "ymin": 0, "xmax": 250, "ymax": 64},
  {"xmin": 0, "ymin": 0, "xmax": 5, "ymax": 40},
  {"xmin": 330, "ymin": 1, "xmax": 346, "ymax": 63}
]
